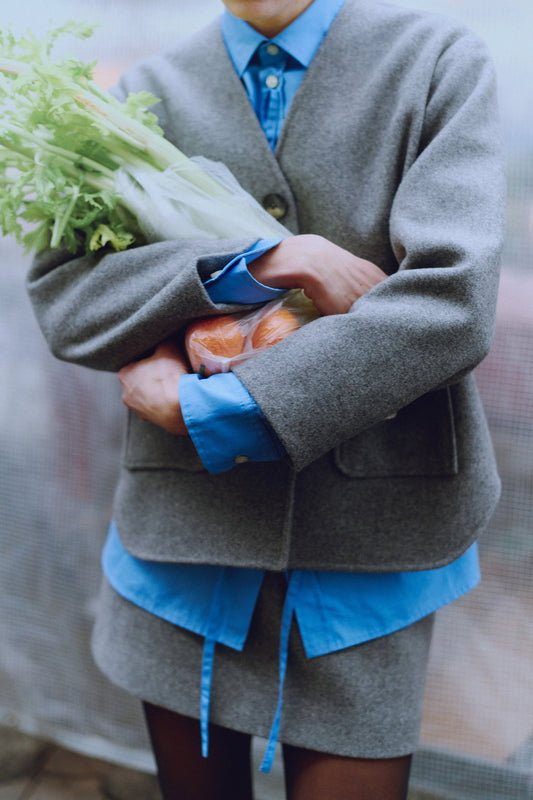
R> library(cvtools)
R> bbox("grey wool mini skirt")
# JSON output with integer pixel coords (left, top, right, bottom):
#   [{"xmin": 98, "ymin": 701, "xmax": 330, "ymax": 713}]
[{"xmin": 92, "ymin": 571, "xmax": 435, "ymax": 759}]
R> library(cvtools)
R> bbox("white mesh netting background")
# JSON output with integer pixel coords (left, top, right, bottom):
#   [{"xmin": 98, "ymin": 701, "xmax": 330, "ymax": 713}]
[{"xmin": 1, "ymin": 0, "xmax": 531, "ymax": 795}]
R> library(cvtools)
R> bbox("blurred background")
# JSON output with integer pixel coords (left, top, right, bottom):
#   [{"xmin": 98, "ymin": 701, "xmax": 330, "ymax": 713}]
[{"xmin": 1, "ymin": 1, "xmax": 532, "ymax": 797}]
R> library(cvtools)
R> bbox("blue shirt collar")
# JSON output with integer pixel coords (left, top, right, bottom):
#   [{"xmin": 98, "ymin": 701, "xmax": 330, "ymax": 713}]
[{"xmin": 220, "ymin": 0, "xmax": 347, "ymax": 77}]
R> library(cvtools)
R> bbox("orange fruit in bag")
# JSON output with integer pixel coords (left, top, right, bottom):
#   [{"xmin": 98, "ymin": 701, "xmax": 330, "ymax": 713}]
[
  {"xmin": 185, "ymin": 315, "xmax": 246, "ymax": 376},
  {"xmin": 251, "ymin": 306, "xmax": 301, "ymax": 350}
]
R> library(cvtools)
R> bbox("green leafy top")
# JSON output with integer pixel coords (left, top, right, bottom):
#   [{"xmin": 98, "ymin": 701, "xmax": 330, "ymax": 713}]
[
  {"xmin": 0, "ymin": 21, "xmax": 94, "ymax": 65},
  {"xmin": 0, "ymin": 21, "xmax": 225, "ymax": 254}
]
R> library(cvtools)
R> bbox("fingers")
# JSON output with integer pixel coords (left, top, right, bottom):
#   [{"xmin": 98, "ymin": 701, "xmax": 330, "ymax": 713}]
[
  {"xmin": 249, "ymin": 235, "xmax": 387, "ymax": 316},
  {"xmin": 304, "ymin": 252, "xmax": 387, "ymax": 316},
  {"xmin": 117, "ymin": 339, "xmax": 189, "ymax": 435}
]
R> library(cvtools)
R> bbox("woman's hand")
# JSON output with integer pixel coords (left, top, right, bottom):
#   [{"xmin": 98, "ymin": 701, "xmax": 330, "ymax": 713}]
[
  {"xmin": 117, "ymin": 340, "xmax": 189, "ymax": 435},
  {"xmin": 116, "ymin": 236, "xmax": 387, "ymax": 434},
  {"xmin": 249, "ymin": 234, "xmax": 387, "ymax": 315}
]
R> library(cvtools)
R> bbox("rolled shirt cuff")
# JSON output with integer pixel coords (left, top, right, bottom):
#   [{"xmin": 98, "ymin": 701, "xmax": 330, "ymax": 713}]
[
  {"xmin": 204, "ymin": 238, "xmax": 285, "ymax": 304},
  {"xmin": 180, "ymin": 371, "xmax": 286, "ymax": 473}
]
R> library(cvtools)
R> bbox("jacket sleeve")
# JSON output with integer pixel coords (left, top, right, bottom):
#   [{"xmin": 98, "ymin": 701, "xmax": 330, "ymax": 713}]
[
  {"xmin": 232, "ymin": 31, "xmax": 506, "ymax": 472},
  {"xmin": 26, "ymin": 237, "xmax": 260, "ymax": 371},
  {"xmin": 25, "ymin": 67, "xmax": 264, "ymax": 373}
]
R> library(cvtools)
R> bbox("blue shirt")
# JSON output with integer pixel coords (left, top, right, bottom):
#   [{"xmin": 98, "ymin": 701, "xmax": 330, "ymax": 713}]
[
  {"xmin": 179, "ymin": 0, "xmax": 350, "ymax": 474},
  {"xmin": 182, "ymin": 239, "xmax": 287, "ymax": 471},
  {"xmin": 103, "ymin": 0, "xmax": 481, "ymax": 772}
]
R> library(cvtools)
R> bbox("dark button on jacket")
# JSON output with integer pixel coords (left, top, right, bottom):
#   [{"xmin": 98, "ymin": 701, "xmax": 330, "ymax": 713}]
[{"xmin": 262, "ymin": 193, "xmax": 288, "ymax": 220}]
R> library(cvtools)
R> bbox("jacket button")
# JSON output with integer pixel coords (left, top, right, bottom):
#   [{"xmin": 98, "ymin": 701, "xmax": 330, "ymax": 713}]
[{"xmin": 262, "ymin": 194, "xmax": 288, "ymax": 220}]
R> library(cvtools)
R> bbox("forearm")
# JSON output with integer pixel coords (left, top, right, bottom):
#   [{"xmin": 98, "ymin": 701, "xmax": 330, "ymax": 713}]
[
  {"xmin": 26, "ymin": 236, "xmax": 260, "ymax": 372},
  {"xmin": 248, "ymin": 234, "xmax": 388, "ymax": 315},
  {"xmin": 235, "ymin": 244, "xmax": 502, "ymax": 473},
  {"xmin": 236, "ymin": 36, "xmax": 506, "ymax": 471},
  {"xmin": 115, "ymin": 241, "xmax": 290, "ymax": 469}
]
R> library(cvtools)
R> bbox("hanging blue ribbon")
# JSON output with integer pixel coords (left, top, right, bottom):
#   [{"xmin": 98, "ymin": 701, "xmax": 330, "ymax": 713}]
[
  {"xmin": 259, "ymin": 572, "xmax": 296, "ymax": 773},
  {"xmin": 200, "ymin": 568, "xmax": 226, "ymax": 758},
  {"xmin": 200, "ymin": 569, "xmax": 298, "ymax": 773}
]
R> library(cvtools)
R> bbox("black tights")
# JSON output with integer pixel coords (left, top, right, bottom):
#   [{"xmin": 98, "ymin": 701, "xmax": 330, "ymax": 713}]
[{"xmin": 143, "ymin": 702, "xmax": 412, "ymax": 800}]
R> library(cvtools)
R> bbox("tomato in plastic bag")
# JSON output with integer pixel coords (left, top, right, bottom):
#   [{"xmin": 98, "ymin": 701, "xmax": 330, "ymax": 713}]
[{"xmin": 185, "ymin": 290, "xmax": 319, "ymax": 377}]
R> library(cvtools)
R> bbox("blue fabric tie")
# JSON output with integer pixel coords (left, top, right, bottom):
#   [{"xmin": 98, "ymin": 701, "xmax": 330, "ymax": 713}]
[
  {"xmin": 102, "ymin": 525, "xmax": 480, "ymax": 772},
  {"xmin": 200, "ymin": 568, "xmax": 297, "ymax": 773},
  {"xmin": 259, "ymin": 572, "xmax": 297, "ymax": 772},
  {"xmin": 101, "ymin": 1, "xmax": 482, "ymax": 771},
  {"xmin": 200, "ymin": 568, "xmax": 226, "ymax": 758}
]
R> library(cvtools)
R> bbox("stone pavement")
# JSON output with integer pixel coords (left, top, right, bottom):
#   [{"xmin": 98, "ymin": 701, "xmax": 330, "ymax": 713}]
[
  {"xmin": 0, "ymin": 727, "xmax": 161, "ymax": 800},
  {"xmin": 0, "ymin": 727, "xmax": 287, "ymax": 800},
  {"xmin": 0, "ymin": 727, "xmax": 440, "ymax": 799}
]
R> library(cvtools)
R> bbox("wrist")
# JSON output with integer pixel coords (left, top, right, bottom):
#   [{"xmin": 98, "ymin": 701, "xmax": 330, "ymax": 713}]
[{"xmin": 247, "ymin": 235, "xmax": 323, "ymax": 293}]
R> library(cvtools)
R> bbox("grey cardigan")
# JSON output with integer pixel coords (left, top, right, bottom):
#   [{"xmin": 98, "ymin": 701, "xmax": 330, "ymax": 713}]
[{"xmin": 27, "ymin": 0, "xmax": 506, "ymax": 572}]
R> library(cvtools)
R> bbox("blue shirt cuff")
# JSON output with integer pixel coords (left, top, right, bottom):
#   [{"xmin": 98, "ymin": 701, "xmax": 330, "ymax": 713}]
[
  {"xmin": 204, "ymin": 238, "xmax": 286, "ymax": 304},
  {"xmin": 180, "ymin": 372, "xmax": 286, "ymax": 474}
]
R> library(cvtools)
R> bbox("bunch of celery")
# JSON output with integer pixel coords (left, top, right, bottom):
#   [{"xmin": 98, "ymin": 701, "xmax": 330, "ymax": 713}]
[{"xmin": 0, "ymin": 22, "xmax": 289, "ymax": 255}]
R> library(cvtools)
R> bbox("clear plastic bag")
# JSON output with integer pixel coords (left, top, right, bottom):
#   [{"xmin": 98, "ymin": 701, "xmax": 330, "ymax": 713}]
[
  {"xmin": 114, "ymin": 157, "xmax": 290, "ymax": 243},
  {"xmin": 185, "ymin": 290, "xmax": 319, "ymax": 377}
]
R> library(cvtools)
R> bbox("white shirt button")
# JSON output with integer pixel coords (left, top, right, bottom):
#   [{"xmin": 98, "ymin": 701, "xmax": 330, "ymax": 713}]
[
  {"xmin": 234, "ymin": 455, "xmax": 249, "ymax": 464},
  {"xmin": 266, "ymin": 44, "xmax": 280, "ymax": 56},
  {"xmin": 265, "ymin": 74, "xmax": 279, "ymax": 89}
]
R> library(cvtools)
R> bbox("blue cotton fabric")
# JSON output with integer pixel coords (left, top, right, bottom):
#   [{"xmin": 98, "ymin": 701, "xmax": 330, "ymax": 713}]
[
  {"xmin": 181, "ymin": 371, "xmax": 286, "ymax": 472},
  {"xmin": 103, "ymin": 0, "xmax": 482, "ymax": 771},
  {"xmin": 203, "ymin": 238, "xmax": 284, "ymax": 305},
  {"xmin": 103, "ymin": 521, "xmax": 480, "ymax": 772},
  {"xmin": 182, "ymin": 239, "xmax": 287, "ymax": 473},
  {"xmin": 104, "ymin": 525, "xmax": 480, "ymax": 662}
]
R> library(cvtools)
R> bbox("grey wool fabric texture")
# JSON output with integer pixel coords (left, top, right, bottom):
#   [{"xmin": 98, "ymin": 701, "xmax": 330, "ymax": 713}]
[
  {"xmin": 92, "ymin": 572, "xmax": 435, "ymax": 757},
  {"xmin": 27, "ymin": 0, "xmax": 506, "ymax": 572}
]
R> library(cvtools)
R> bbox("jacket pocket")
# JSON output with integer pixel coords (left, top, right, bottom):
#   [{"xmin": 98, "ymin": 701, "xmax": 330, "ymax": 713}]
[
  {"xmin": 122, "ymin": 411, "xmax": 206, "ymax": 472},
  {"xmin": 334, "ymin": 387, "xmax": 458, "ymax": 478}
]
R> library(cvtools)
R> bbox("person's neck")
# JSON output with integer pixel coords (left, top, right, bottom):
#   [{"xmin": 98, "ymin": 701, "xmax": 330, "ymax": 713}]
[{"xmin": 243, "ymin": 0, "xmax": 315, "ymax": 38}]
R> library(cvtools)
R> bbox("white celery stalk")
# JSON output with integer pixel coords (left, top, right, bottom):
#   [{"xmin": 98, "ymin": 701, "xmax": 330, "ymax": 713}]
[{"xmin": 0, "ymin": 22, "xmax": 290, "ymax": 256}]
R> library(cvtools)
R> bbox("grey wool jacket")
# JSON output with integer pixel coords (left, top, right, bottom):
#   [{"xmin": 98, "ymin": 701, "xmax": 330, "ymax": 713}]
[{"xmin": 27, "ymin": 0, "xmax": 506, "ymax": 572}]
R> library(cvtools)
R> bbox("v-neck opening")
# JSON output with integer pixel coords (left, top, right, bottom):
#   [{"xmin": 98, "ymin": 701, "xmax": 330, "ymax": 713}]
[
  {"xmin": 273, "ymin": 0, "xmax": 352, "ymax": 157},
  {"xmin": 215, "ymin": 24, "xmax": 284, "ymax": 168},
  {"xmin": 214, "ymin": 3, "xmax": 351, "ymax": 162}
]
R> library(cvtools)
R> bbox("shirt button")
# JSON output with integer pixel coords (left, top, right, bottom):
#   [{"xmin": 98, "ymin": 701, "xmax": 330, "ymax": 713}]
[
  {"xmin": 234, "ymin": 455, "xmax": 249, "ymax": 465},
  {"xmin": 265, "ymin": 74, "xmax": 279, "ymax": 89},
  {"xmin": 262, "ymin": 193, "xmax": 288, "ymax": 220},
  {"xmin": 266, "ymin": 44, "xmax": 280, "ymax": 56}
]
